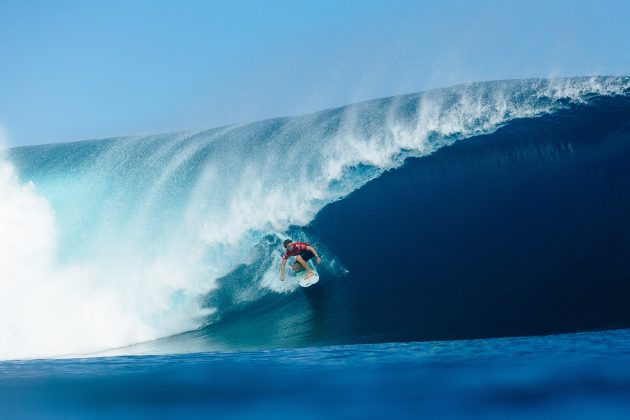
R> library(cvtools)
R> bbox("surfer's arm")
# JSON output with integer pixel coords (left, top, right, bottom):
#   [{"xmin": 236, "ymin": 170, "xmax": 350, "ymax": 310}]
[
  {"xmin": 307, "ymin": 246, "xmax": 322, "ymax": 264},
  {"xmin": 280, "ymin": 258, "xmax": 287, "ymax": 280}
]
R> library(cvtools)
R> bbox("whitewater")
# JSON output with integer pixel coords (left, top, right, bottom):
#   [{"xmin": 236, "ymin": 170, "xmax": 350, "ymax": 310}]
[{"xmin": 1, "ymin": 76, "xmax": 629, "ymax": 360}]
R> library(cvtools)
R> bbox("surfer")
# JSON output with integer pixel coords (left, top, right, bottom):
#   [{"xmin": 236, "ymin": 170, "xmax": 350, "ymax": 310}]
[{"xmin": 280, "ymin": 239, "xmax": 321, "ymax": 281}]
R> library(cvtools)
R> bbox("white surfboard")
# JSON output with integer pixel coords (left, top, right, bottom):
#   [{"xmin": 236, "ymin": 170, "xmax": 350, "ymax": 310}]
[{"xmin": 296, "ymin": 270, "xmax": 320, "ymax": 287}]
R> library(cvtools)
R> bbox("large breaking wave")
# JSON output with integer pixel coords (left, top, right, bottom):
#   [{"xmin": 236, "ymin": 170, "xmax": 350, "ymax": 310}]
[{"xmin": 1, "ymin": 77, "xmax": 629, "ymax": 359}]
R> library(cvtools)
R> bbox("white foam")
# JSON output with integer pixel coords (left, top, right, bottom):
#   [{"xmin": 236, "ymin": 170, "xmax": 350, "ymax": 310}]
[{"xmin": 0, "ymin": 155, "xmax": 211, "ymax": 360}]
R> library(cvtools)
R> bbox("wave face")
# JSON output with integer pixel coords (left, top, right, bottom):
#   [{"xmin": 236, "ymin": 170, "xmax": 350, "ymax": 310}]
[{"xmin": 1, "ymin": 77, "xmax": 629, "ymax": 359}]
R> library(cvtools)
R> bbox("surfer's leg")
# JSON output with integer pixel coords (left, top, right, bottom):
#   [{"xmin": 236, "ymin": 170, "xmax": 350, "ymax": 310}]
[
  {"xmin": 296, "ymin": 256, "xmax": 314, "ymax": 279},
  {"xmin": 291, "ymin": 262, "xmax": 303, "ymax": 272}
]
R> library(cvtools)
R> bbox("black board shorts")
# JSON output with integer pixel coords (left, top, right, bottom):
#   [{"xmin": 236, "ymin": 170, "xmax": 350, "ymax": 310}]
[{"xmin": 296, "ymin": 250, "xmax": 315, "ymax": 262}]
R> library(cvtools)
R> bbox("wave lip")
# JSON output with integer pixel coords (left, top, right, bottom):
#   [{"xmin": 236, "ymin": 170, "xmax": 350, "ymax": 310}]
[{"xmin": 2, "ymin": 76, "xmax": 630, "ymax": 359}]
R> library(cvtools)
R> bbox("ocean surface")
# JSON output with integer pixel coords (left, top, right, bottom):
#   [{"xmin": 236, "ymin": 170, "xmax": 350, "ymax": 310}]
[
  {"xmin": 2, "ymin": 329, "xmax": 630, "ymax": 418},
  {"xmin": 1, "ymin": 76, "xmax": 630, "ymax": 417}
]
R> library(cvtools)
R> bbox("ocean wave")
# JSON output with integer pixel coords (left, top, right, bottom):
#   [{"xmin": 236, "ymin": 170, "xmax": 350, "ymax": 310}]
[{"xmin": 2, "ymin": 76, "xmax": 629, "ymax": 359}]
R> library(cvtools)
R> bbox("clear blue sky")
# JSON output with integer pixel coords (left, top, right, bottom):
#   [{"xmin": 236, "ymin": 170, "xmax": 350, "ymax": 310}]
[{"xmin": 1, "ymin": 0, "xmax": 629, "ymax": 146}]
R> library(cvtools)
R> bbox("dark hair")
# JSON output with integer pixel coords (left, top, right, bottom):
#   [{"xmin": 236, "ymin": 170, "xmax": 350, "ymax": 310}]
[{"xmin": 283, "ymin": 239, "xmax": 292, "ymax": 247}]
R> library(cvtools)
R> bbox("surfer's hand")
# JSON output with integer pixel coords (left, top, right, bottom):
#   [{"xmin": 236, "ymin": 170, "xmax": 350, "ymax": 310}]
[
  {"xmin": 316, "ymin": 257, "xmax": 321, "ymax": 264},
  {"xmin": 281, "ymin": 275, "xmax": 285, "ymax": 281}
]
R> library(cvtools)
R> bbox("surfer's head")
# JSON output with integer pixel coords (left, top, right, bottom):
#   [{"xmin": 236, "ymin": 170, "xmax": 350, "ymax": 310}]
[{"xmin": 283, "ymin": 239, "xmax": 292, "ymax": 249}]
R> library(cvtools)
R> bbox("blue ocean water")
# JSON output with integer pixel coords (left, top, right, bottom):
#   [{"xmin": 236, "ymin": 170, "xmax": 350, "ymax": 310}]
[
  {"xmin": 1, "ymin": 77, "xmax": 630, "ymax": 417},
  {"xmin": 2, "ymin": 329, "xmax": 630, "ymax": 418}
]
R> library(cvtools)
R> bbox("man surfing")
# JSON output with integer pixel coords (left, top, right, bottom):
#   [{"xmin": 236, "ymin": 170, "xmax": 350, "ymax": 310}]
[{"xmin": 280, "ymin": 239, "xmax": 321, "ymax": 281}]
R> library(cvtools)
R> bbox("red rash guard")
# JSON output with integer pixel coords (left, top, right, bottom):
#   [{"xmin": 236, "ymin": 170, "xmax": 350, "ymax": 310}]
[{"xmin": 282, "ymin": 242, "xmax": 310, "ymax": 260}]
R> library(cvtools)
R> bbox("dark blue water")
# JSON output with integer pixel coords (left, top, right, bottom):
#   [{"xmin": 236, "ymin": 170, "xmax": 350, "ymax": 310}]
[{"xmin": 2, "ymin": 329, "xmax": 630, "ymax": 419}]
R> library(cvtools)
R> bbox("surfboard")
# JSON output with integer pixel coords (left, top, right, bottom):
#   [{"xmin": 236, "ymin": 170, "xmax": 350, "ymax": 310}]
[{"xmin": 296, "ymin": 270, "xmax": 320, "ymax": 287}]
